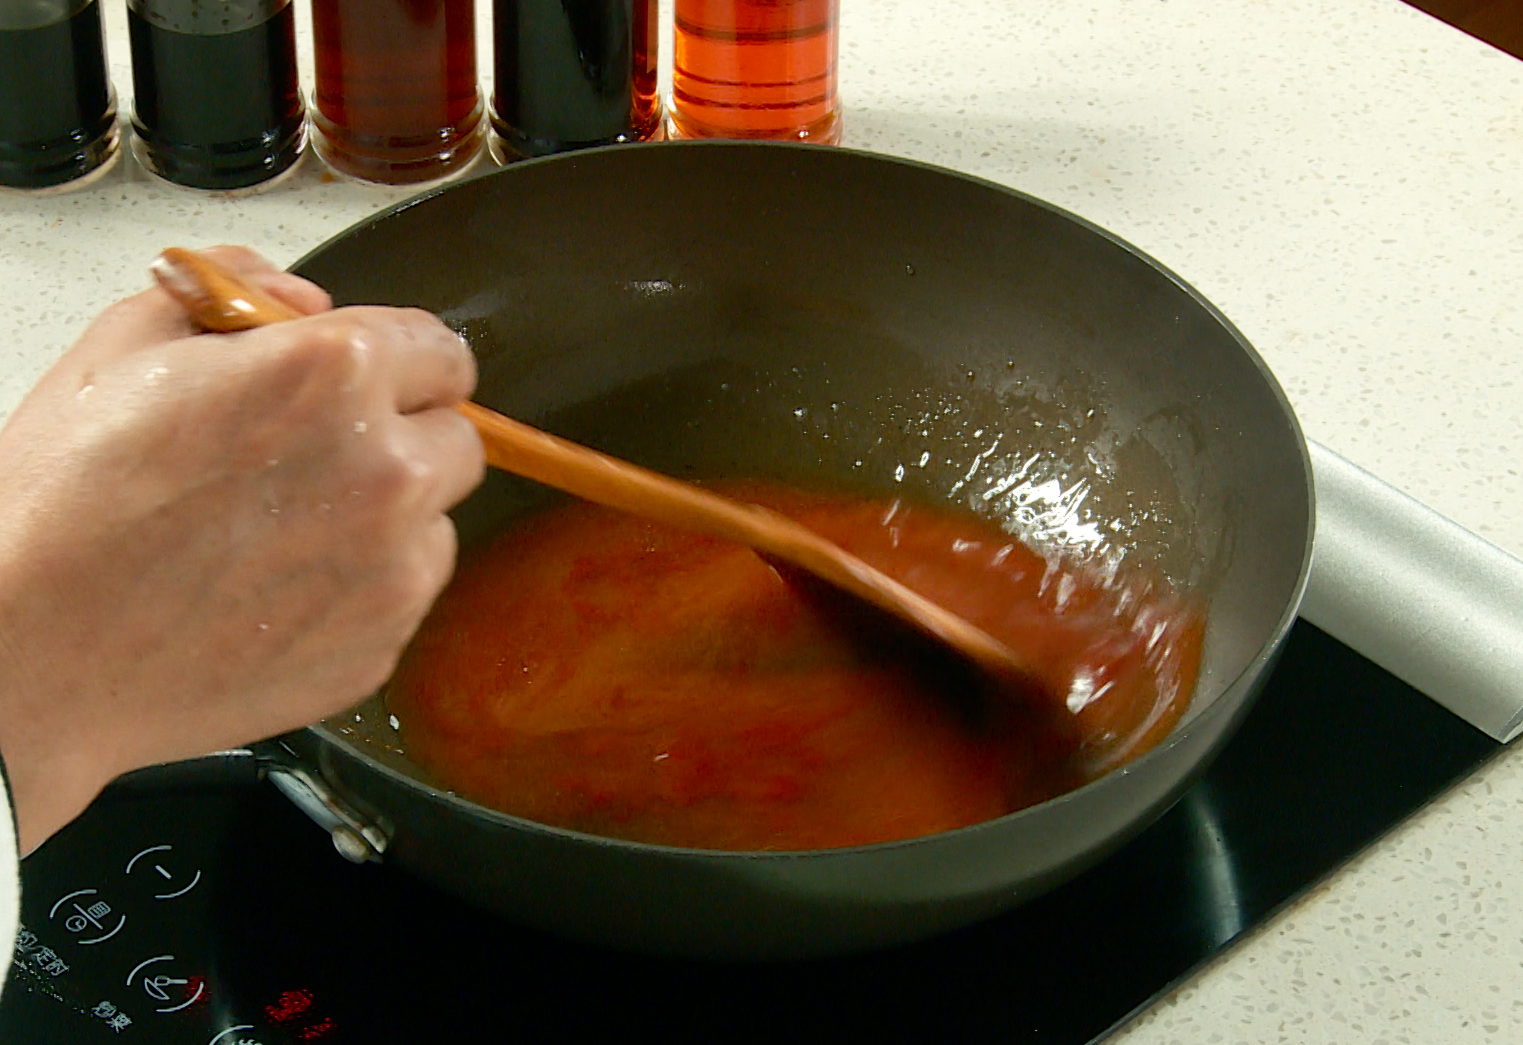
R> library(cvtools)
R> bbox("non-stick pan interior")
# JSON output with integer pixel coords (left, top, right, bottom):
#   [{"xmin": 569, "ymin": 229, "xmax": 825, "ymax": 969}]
[{"xmin": 296, "ymin": 141, "xmax": 1310, "ymax": 765}]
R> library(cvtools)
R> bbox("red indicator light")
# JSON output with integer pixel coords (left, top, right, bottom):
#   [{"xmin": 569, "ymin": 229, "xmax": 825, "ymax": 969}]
[
  {"xmin": 262, "ymin": 989, "xmax": 335, "ymax": 1040},
  {"xmin": 265, "ymin": 988, "xmax": 314, "ymax": 1023},
  {"xmin": 298, "ymin": 1016, "xmax": 336, "ymax": 1040}
]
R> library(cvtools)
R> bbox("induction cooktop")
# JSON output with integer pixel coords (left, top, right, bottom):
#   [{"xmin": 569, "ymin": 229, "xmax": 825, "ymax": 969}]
[{"xmin": 0, "ymin": 621, "xmax": 1501, "ymax": 1044}]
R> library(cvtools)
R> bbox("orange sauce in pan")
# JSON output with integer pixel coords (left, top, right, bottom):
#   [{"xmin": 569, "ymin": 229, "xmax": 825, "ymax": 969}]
[{"xmin": 387, "ymin": 482, "xmax": 1205, "ymax": 851}]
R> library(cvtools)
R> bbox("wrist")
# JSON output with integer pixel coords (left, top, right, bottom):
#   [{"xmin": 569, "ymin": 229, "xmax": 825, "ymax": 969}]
[{"xmin": 0, "ymin": 592, "xmax": 120, "ymax": 855}]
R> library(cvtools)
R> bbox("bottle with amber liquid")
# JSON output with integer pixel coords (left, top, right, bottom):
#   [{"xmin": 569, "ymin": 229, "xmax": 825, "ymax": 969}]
[
  {"xmin": 0, "ymin": 0, "xmax": 119, "ymax": 189},
  {"xmin": 670, "ymin": 0, "xmax": 840, "ymax": 144},
  {"xmin": 491, "ymin": 0, "xmax": 662, "ymax": 161},
  {"xmin": 311, "ymin": 0, "xmax": 485, "ymax": 184}
]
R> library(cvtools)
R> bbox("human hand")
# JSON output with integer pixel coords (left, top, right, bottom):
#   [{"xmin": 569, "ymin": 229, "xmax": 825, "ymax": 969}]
[{"xmin": 0, "ymin": 246, "xmax": 485, "ymax": 853}]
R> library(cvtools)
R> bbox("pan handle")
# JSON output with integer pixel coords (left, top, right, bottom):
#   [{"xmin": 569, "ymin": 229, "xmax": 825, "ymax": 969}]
[
  {"xmin": 107, "ymin": 737, "xmax": 394, "ymax": 865},
  {"xmin": 255, "ymin": 735, "xmax": 394, "ymax": 865}
]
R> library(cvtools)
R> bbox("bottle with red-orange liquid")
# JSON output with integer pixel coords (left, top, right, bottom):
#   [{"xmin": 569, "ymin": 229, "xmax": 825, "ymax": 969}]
[
  {"xmin": 670, "ymin": 0, "xmax": 841, "ymax": 144},
  {"xmin": 310, "ymin": 0, "xmax": 485, "ymax": 184}
]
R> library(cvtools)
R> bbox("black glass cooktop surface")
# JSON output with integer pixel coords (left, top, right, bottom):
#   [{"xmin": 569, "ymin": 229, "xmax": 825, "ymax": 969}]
[{"xmin": 0, "ymin": 622, "xmax": 1501, "ymax": 1044}]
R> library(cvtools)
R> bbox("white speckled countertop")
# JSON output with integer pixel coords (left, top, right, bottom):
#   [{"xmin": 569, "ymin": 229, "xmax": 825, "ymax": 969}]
[{"xmin": 2, "ymin": 0, "xmax": 1520, "ymax": 1040}]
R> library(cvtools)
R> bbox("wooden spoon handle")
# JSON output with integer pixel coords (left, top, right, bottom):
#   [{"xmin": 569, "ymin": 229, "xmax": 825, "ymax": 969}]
[
  {"xmin": 455, "ymin": 399, "xmax": 962, "ymax": 633},
  {"xmin": 149, "ymin": 248, "xmax": 1030, "ymax": 682},
  {"xmin": 452, "ymin": 402, "xmax": 1030, "ymax": 679}
]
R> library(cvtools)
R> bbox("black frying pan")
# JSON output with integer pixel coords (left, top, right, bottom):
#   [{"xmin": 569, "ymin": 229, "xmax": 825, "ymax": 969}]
[{"xmin": 270, "ymin": 141, "xmax": 1312, "ymax": 959}]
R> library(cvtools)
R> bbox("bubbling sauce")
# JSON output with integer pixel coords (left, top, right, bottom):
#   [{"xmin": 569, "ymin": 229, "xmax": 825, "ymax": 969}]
[{"xmin": 387, "ymin": 482, "xmax": 1204, "ymax": 851}]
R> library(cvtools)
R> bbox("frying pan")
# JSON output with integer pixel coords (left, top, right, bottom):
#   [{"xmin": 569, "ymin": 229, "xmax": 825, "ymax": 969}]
[{"xmin": 261, "ymin": 141, "xmax": 1312, "ymax": 959}]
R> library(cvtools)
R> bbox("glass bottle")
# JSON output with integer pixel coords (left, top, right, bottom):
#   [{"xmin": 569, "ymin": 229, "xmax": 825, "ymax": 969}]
[
  {"xmin": 127, "ymin": 0, "xmax": 305, "ymax": 190},
  {"xmin": 490, "ymin": 0, "xmax": 662, "ymax": 162},
  {"xmin": 0, "ymin": 0, "xmax": 118, "ymax": 190},
  {"xmin": 311, "ymin": 0, "xmax": 485, "ymax": 185},
  {"xmin": 670, "ymin": 0, "xmax": 841, "ymax": 144}
]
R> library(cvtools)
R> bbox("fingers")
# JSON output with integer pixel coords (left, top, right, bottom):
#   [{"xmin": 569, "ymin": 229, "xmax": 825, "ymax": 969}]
[
  {"xmin": 306, "ymin": 510, "xmax": 463, "ymax": 710},
  {"xmin": 329, "ymin": 306, "xmax": 477, "ymax": 414},
  {"xmin": 86, "ymin": 251, "xmax": 466, "ymax": 418},
  {"xmin": 397, "ymin": 405, "xmax": 488, "ymax": 515},
  {"xmin": 206, "ymin": 307, "xmax": 485, "ymax": 512},
  {"xmin": 205, "ymin": 304, "xmax": 476, "ymax": 418},
  {"xmin": 400, "ymin": 513, "xmax": 464, "ymax": 635},
  {"xmin": 78, "ymin": 247, "xmax": 331, "ymax": 364},
  {"xmin": 196, "ymin": 246, "xmax": 332, "ymax": 318}
]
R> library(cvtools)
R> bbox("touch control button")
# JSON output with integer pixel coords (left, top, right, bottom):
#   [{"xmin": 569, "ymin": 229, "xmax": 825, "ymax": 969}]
[
  {"xmin": 126, "ymin": 954, "xmax": 207, "ymax": 1014},
  {"xmin": 125, "ymin": 844, "xmax": 204, "ymax": 900},
  {"xmin": 48, "ymin": 888, "xmax": 126, "ymax": 944}
]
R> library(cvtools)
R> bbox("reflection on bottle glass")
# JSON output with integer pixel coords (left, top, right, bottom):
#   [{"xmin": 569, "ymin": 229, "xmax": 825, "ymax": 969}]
[
  {"xmin": 0, "ymin": 0, "xmax": 119, "ymax": 190},
  {"xmin": 127, "ymin": 0, "xmax": 305, "ymax": 190},
  {"xmin": 671, "ymin": 0, "xmax": 841, "ymax": 144},
  {"xmin": 490, "ymin": 0, "xmax": 661, "ymax": 162},
  {"xmin": 311, "ymin": 0, "xmax": 485, "ymax": 185}
]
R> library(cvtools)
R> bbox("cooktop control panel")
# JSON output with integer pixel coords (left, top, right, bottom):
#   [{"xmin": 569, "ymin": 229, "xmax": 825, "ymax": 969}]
[{"xmin": 7, "ymin": 785, "xmax": 336, "ymax": 1045}]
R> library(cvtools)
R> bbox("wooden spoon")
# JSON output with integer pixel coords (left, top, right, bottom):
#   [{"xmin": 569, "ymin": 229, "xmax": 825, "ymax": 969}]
[{"xmin": 150, "ymin": 247, "xmax": 1034, "ymax": 683}]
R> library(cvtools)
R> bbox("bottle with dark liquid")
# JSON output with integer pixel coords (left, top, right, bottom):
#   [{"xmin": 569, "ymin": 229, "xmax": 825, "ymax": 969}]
[
  {"xmin": 0, "ymin": 0, "xmax": 118, "ymax": 190},
  {"xmin": 127, "ymin": 0, "xmax": 305, "ymax": 190},
  {"xmin": 671, "ymin": 0, "xmax": 841, "ymax": 144},
  {"xmin": 490, "ymin": 0, "xmax": 662, "ymax": 162},
  {"xmin": 311, "ymin": 0, "xmax": 485, "ymax": 184}
]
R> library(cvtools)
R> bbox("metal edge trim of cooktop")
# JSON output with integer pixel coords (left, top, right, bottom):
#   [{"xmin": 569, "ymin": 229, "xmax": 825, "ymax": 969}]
[{"xmin": 1300, "ymin": 441, "xmax": 1523, "ymax": 743}]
